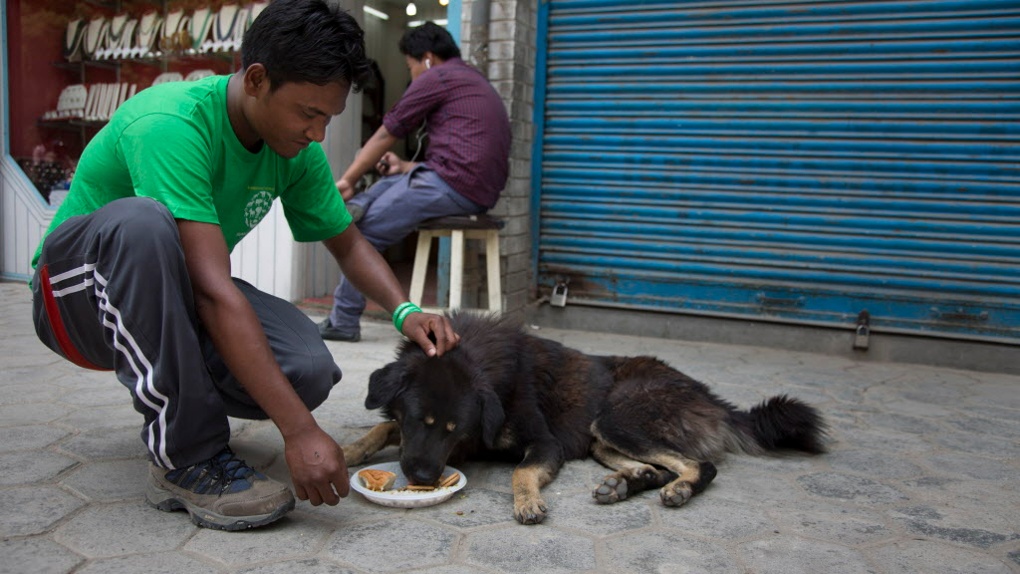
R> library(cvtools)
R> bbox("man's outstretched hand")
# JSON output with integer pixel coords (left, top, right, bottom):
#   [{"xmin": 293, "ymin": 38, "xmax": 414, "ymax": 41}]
[
  {"xmin": 284, "ymin": 425, "xmax": 350, "ymax": 506},
  {"xmin": 401, "ymin": 312, "xmax": 460, "ymax": 357}
]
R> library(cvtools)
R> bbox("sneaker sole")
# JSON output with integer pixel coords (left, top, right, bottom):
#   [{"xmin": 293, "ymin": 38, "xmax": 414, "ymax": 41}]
[{"xmin": 145, "ymin": 480, "xmax": 295, "ymax": 531}]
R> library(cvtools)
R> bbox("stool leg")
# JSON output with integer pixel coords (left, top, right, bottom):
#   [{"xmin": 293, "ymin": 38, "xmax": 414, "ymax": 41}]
[
  {"xmin": 436, "ymin": 237, "xmax": 451, "ymax": 308},
  {"xmin": 409, "ymin": 231, "xmax": 433, "ymax": 307},
  {"xmin": 449, "ymin": 230, "xmax": 465, "ymax": 310},
  {"xmin": 485, "ymin": 230, "xmax": 502, "ymax": 312}
]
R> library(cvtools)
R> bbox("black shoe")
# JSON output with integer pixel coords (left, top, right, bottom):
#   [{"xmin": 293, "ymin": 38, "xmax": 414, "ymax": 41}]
[{"xmin": 318, "ymin": 318, "xmax": 361, "ymax": 342}]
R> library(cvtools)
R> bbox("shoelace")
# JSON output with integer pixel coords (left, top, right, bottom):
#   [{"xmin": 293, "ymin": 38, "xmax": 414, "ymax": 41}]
[{"xmin": 168, "ymin": 448, "xmax": 256, "ymax": 495}]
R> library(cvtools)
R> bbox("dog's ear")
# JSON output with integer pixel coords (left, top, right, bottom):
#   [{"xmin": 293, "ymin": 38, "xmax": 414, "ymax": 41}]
[
  {"xmin": 479, "ymin": 389, "xmax": 506, "ymax": 448},
  {"xmin": 365, "ymin": 362, "xmax": 407, "ymax": 410}
]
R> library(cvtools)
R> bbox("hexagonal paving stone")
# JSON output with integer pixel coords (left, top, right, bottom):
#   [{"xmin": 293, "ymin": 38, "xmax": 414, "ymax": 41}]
[
  {"xmin": 0, "ymin": 425, "xmax": 70, "ymax": 454},
  {"xmin": 61, "ymin": 383, "xmax": 132, "ymax": 408},
  {"xmin": 0, "ymin": 376, "xmax": 65, "ymax": 405},
  {"xmin": 930, "ymin": 430, "xmax": 1020, "ymax": 460},
  {"xmin": 601, "ymin": 529, "xmax": 739, "ymax": 572},
  {"xmin": 0, "ymin": 450, "xmax": 78, "ymax": 486},
  {"xmin": 297, "ymin": 491, "xmax": 402, "ymax": 525},
  {"xmin": 324, "ymin": 517, "xmax": 457, "ymax": 572},
  {"xmin": 657, "ymin": 494, "xmax": 775, "ymax": 540},
  {"xmin": 54, "ymin": 502, "xmax": 195, "ymax": 558},
  {"xmin": 912, "ymin": 474, "xmax": 1020, "ymax": 517},
  {"xmin": 0, "ymin": 485, "xmax": 85, "ymax": 537},
  {"xmin": 416, "ymin": 487, "xmax": 516, "ymax": 528},
  {"xmin": 0, "ymin": 401, "xmax": 76, "ymax": 425},
  {"xmin": 543, "ymin": 459, "xmax": 604, "ymax": 494},
  {"xmin": 738, "ymin": 536, "xmax": 876, "ymax": 574},
  {"xmin": 59, "ymin": 426, "xmax": 146, "ymax": 461},
  {"xmin": 834, "ymin": 426, "xmax": 935, "ymax": 456},
  {"xmin": 889, "ymin": 504, "xmax": 1018, "ymax": 549},
  {"xmin": 57, "ymin": 404, "xmax": 140, "ymax": 433},
  {"xmin": 74, "ymin": 552, "xmax": 224, "ymax": 574},
  {"xmin": 61, "ymin": 459, "xmax": 149, "ymax": 502},
  {"xmin": 0, "ymin": 536, "xmax": 83, "ymax": 574},
  {"xmin": 235, "ymin": 558, "xmax": 357, "ymax": 574},
  {"xmin": 797, "ymin": 471, "xmax": 909, "ymax": 505},
  {"xmin": 706, "ymin": 459, "xmax": 822, "ymax": 509},
  {"xmin": 825, "ymin": 448, "xmax": 926, "ymax": 480},
  {"xmin": 452, "ymin": 460, "xmax": 514, "ymax": 493},
  {"xmin": 542, "ymin": 488, "xmax": 653, "ymax": 535},
  {"xmin": 766, "ymin": 498, "xmax": 891, "ymax": 546},
  {"xmin": 185, "ymin": 515, "xmax": 333, "ymax": 566},
  {"xmin": 866, "ymin": 539, "xmax": 1015, "ymax": 574},
  {"xmin": 463, "ymin": 525, "xmax": 596, "ymax": 574},
  {"xmin": 400, "ymin": 567, "xmax": 497, "ymax": 574},
  {"xmin": 923, "ymin": 451, "xmax": 1017, "ymax": 481},
  {"xmin": 856, "ymin": 410, "xmax": 943, "ymax": 435}
]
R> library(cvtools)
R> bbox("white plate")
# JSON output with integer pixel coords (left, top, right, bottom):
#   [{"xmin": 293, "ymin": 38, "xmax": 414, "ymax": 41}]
[{"xmin": 350, "ymin": 462, "xmax": 467, "ymax": 508}]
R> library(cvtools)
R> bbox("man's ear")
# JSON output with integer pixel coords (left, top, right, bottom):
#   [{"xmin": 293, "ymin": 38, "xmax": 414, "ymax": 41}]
[
  {"xmin": 479, "ymin": 389, "xmax": 505, "ymax": 448},
  {"xmin": 365, "ymin": 362, "xmax": 407, "ymax": 410},
  {"xmin": 242, "ymin": 63, "xmax": 269, "ymax": 96}
]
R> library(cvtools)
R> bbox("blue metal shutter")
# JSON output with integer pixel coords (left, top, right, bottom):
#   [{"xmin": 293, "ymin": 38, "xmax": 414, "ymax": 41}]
[{"xmin": 534, "ymin": 0, "xmax": 1020, "ymax": 343}]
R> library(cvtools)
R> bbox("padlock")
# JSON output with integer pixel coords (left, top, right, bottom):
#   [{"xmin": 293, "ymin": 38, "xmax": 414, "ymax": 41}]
[
  {"xmin": 550, "ymin": 283, "xmax": 568, "ymax": 307},
  {"xmin": 853, "ymin": 310, "xmax": 870, "ymax": 350}
]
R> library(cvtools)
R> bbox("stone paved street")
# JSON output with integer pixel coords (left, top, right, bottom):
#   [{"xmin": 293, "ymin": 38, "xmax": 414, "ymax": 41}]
[{"xmin": 1, "ymin": 281, "xmax": 1018, "ymax": 573}]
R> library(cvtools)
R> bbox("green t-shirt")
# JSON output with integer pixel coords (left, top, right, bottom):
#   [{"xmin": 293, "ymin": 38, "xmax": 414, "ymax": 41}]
[{"xmin": 32, "ymin": 74, "xmax": 351, "ymax": 268}]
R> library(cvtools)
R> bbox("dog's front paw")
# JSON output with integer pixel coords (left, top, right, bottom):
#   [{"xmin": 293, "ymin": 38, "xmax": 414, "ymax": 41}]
[
  {"xmin": 339, "ymin": 444, "xmax": 368, "ymax": 466},
  {"xmin": 659, "ymin": 481, "xmax": 693, "ymax": 507},
  {"xmin": 514, "ymin": 497, "xmax": 548, "ymax": 525},
  {"xmin": 592, "ymin": 475, "xmax": 628, "ymax": 504}
]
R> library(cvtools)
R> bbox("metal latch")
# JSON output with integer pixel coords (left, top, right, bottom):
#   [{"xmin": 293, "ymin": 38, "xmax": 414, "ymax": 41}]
[
  {"xmin": 853, "ymin": 310, "xmax": 870, "ymax": 350},
  {"xmin": 550, "ymin": 282, "xmax": 568, "ymax": 307}
]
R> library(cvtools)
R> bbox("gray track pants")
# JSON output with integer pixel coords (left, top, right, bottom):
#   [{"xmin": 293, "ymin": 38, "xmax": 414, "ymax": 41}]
[{"xmin": 32, "ymin": 197, "xmax": 342, "ymax": 470}]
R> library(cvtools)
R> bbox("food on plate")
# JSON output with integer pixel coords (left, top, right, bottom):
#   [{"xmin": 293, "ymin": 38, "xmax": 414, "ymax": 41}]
[
  {"xmin": 439, "ymin": 471, "xmax": 461, "ymax": 488},
  {"xmin": 359, "ymin": 468, "xmax": 397, "ymax": 492},
  {"xmin": 403, "ymin": 472, "xmax": 461, "ymax": 491}
]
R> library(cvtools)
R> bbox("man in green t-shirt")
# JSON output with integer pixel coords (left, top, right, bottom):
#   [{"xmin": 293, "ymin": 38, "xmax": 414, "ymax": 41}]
[{"xmin": 30, "ymin": 0, "xmax": 458, "ymax": 531}]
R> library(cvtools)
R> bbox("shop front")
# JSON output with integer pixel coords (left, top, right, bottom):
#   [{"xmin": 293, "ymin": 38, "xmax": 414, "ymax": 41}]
[{"xmin": 532, "ymin": 0, "xmax": 1020, "ymax": 346}]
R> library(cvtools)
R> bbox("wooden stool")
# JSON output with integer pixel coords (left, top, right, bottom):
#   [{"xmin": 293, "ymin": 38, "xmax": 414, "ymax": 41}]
[{"xmin": 409, "ymin": 214, "xmax": 504, "ymax": 313}]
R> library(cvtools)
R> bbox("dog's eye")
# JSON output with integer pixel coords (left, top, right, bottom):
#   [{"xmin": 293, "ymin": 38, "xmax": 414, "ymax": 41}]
[
  {"xmin": 446, "ymin": 421, "xmax": 456, "ymax": 433},
  {"xmin": 424, "ymin": 415, "xmax": 435, "ymax": 426}
]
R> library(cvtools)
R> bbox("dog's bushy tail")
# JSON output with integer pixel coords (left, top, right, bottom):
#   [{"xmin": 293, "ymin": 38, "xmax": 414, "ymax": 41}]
[{"xmin": 734, "ymin": 395, "xmax": 827, "ymax": 455}]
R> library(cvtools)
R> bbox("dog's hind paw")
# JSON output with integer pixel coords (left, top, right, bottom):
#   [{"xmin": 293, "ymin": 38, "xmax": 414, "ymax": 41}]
[
  {"xmin": 592, "ymin": 475, "xmax": 628, "ymax": 504},
  {"xmin": 659, "ymin": 481, "xmax": 693, "ymax": 507}
]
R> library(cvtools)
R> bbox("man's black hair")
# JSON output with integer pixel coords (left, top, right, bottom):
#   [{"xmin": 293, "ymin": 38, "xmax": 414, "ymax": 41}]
[
  {"xmin": 242, "ymin": 0, "xmax": 373, "ymax": 92},
  {"xmin": 398, "ymin": 21, "xmax": 462, "ymax": 61}
]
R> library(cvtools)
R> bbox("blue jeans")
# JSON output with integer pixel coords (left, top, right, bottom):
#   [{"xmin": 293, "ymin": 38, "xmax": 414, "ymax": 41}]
[{"xmin": 329, "ymin": 166, "xmax": 485, "ymax": 333}]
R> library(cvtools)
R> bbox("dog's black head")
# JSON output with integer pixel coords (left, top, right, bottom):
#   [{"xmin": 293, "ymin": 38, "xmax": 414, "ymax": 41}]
[{"xmin": 365, "ymin": 351, "xmax": 505, "ymax": 486}]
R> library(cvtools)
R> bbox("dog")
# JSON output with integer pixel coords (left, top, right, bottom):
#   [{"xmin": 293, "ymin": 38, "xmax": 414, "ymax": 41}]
[{"xmin": 341, "ymin": 312, "xmax": 826, "ymax": 524}]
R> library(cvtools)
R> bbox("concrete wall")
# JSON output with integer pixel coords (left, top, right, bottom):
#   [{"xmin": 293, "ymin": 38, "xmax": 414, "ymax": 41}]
[{"xmin": 460, "ymin": 0, "xmax": 538, "ymax": 318}]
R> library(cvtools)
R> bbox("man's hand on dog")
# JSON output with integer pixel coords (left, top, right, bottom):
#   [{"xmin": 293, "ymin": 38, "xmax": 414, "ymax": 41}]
[
  {"xmin": 402, "ymin": 312, "xmax": 460, "ymax": 357},
  {"xmin": 284, "ymin": 426, "xmax": 350, "ymax": 506}
]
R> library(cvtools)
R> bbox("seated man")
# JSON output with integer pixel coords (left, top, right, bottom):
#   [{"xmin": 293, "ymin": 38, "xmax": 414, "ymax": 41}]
[{"xmin": 321, "ymin": 21, "xmax": 511, "ymax": 342}]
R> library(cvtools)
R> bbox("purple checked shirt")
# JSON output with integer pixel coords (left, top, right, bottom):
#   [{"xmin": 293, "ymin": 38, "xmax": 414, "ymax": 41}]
[{"xmin": 382, "ymin": 58, "xmax": 511, "ymax": 209}]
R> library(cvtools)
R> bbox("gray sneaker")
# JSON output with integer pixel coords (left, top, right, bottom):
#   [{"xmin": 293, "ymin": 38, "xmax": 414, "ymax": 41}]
[{"xmin": 146, "ymin": 446, "xmax": 295, "ymax": 531}]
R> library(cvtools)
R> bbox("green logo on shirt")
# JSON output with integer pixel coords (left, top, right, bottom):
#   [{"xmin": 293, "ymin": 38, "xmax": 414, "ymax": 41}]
[{"xmin": 244, "ymin": 190, "xmax": 274, "ymax": 229}]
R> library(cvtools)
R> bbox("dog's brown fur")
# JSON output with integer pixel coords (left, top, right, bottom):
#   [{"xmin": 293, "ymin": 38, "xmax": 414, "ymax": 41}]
[{"xmin": 342, "ymin": 312, "xmax": 826, "ymax": 524}]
